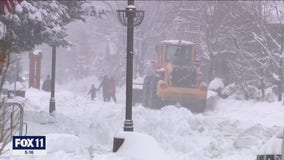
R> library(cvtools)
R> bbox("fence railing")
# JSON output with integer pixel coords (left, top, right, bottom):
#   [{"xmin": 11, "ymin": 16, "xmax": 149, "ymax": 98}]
[{"xmin": 0, "ymin": 98, "xmax": 27, "ymax": 142}]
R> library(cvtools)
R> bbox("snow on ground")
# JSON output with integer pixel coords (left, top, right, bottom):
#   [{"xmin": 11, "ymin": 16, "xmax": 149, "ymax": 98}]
[
  {"xmin": 0, "ymin": 75, "xmax": 284, "ymax": 160},
  {"xmin": 115, "ymin": 132, "xmax": 170, "ymax": 160}
]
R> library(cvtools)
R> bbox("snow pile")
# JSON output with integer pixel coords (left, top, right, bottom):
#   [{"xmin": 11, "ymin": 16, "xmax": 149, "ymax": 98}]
[
  {"xmin": 115, "ymin": 132, "xmax": 170, "ymax": 160},
  {"xmin": 207, "ymin": 90, "xmax": 217, "ymax": 99},
  {"xmin": 208, "ymin": 77, "xmax": 224, "ymax": 91}
]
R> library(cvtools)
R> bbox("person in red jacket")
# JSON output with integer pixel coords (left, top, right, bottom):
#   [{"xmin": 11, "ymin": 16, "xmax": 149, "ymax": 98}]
[{"xmin": 108, "ymin": 77, "xmax": 117, "ymax": 102}]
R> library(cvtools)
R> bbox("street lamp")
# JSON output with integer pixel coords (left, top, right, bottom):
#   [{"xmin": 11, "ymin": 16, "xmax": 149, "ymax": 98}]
[
  {"xmin": 117, "ymin": 0, "xmax": 144, "ymax": 132},
  {"xmin": 49, "ymin": 45, "xmax": 56, "ymax": 114}
]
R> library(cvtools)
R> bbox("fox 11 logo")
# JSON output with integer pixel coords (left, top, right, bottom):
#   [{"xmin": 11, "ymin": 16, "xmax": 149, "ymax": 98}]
[{"xmin": 12, "ymin": 136, "xmax": 46, "ymax": 155}]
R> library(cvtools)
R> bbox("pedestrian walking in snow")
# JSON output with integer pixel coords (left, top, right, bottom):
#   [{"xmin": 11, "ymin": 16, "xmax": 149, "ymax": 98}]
[
  {"xmin": 98, "ymin": 75, "xmax": 110, "ymax": 102},
  {"xmin": 108, "ymin": 77, "xmax": 117, "ymax": 102},
  {"xmin": 88, "ymin": 84, "xmax": 98, "ymax": 100},
  {"xmin": 42, "ymin": 75, "xmax": 51, "ymax": 92}
]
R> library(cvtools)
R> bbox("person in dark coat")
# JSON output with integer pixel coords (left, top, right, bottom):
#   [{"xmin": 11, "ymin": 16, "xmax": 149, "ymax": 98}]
[
  {"xmin": 108, "ymin": 77, "xmax": 117, "ymax": 102},
  {"xmin": 88, "ymin": 84, "xmax": 98, "ymax": 100},
  {"xmin": 42, "ymin": 75, "xmax": 51, "ymax": 92},
  {"xmin": 98, "ymin": 75, "xmax": 110, "ymax": 102}
]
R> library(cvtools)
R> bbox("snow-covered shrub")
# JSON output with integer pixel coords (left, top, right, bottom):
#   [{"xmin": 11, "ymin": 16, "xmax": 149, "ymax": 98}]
[
  {"xmin": 208, "ymin": 78, "xmax": 275, "ymax": 101},
  {"xmin": 221, "ymin": 83, "xmax": 236, "ymax": 97},
  {"xmin": 264, "ymin": 86, "xmax": 277, "ymax": 102},
  {"xmin": 208, "ymin": 77, "xmax": 224, "ymax": 91},
  {"xmin": 219, "ymin": 83, "xmax": 270, "ymax": 101},
  {"xmin": 206, "ymin": 78, "xmax": 227, "ymax": 110},
  {"xmin": 230, "ymin": 84, "xmax": 261, "ymax": 100},
  {"xmin": 221, "ymin": 82, "xmax": 277, "ymax": 102},
  {"xmin": 208, "ymin": 77, "xmax": 232, "ymax": 99},
  {"xmin": 246, "ymin": 85, "xmax": 262, "ymax": 99}
]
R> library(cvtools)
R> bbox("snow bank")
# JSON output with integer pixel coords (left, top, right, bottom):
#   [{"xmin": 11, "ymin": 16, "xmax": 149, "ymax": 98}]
[
  {"xmin": 46, "ymin": 133, "xmax": 82, "ymax": 153},
  {"xmin": 115, "ymin": 132, "xmax": 170, "ymax": 160},
  {"xmin": 1, "ymin": 134, "xmax": 86, "ymax": 160},
  {"xmin": 14, "ymin": 75, "xmax": 284, "ymax": 160},
  {"xmin": 25, "ymin": 88, "xmax": 50, "ymax": 112}
]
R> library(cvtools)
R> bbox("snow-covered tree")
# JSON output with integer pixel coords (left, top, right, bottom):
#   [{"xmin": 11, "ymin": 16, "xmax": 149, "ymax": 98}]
[
  {"xmin": 226, "ymin": 1, "xmax": 284, "ymax": 100},
  {"xmin": 252, "ymin": 1, "xmax": 284, "ymax": 100},
  {"xmin": 1, "ymin": 0, "xmax": 109, "ymax": 52},
  {"xmin": 220, "ymin": 2, "xmax": 267, "ymax": 99},
  {"xmin": 173, "ymin": 1, "xmax": 282, "ymax": 100},
  {"xmin": 173, "ymin": 1, "xmax": 239, "ymax": 82},
  {"xmin": 0, "ymin": 0, "xmax": 109, "ymax": 154},
  {"xmin": 134, "ymin": 1, "xmax": 178, "ymax": 76}
]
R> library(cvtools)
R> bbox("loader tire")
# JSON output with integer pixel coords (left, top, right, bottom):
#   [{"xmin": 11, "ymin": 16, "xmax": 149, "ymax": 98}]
[
  {"xmin": 142, "ymin": 76, "xmax": 152, "ymax": 107},
  {"xmin": 191, "ymin": 100, "xmax": 207, "ymax": 113},
  {"xmin": 132, "ymin": 88, "xmax": 142, "ymax": 105},
  {"xmin": 148, "ymin": 77, "xmax": 163, "ymax": 109},
  {"xmin": 184, "ymin": 100, "xmax": 206, "ymax": 113}
]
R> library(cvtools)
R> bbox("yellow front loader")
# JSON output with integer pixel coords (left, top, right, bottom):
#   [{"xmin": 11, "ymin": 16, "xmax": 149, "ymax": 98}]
[{"xmin": 133, "ymin": 40, "xmax": 208, "ymax": 112}]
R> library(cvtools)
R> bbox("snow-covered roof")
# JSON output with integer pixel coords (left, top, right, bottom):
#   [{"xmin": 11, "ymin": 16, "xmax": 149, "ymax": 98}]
[{"xmin": 160, "ymin": 40, "xmax": 195, "ymax": 45}]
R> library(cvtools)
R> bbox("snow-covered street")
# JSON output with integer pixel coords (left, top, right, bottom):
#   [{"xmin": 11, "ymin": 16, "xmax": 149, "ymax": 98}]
[{"xmin": 0, "ymin": 77, "xmax": 282, "ymax": 160}]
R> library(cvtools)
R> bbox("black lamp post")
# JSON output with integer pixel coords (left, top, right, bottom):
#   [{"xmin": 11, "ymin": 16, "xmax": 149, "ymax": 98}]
[
  {"xmin": 49, "ymin": 45, "xmax": 56, "ymax": 114},
  {"xmin": 117, "ymin": 0, "xmax": 144, "ymax": 132}
]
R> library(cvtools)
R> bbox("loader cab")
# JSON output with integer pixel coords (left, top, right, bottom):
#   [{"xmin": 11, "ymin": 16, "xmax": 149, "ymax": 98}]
[
  {"xmin": 155, "ymin": 40, "xmax": 196, "ymax": 68},
  {"xmin": 159, "ymin": 40, "xmax": 197, "ymax": 88}
]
